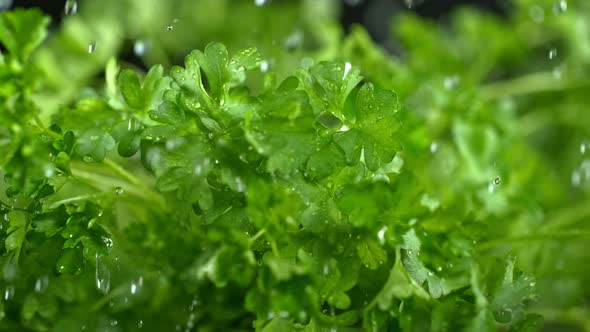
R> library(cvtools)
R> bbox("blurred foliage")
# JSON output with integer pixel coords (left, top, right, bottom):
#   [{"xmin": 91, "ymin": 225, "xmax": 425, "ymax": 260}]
[{"xmin": 0, "ymin": 0, "xmax": 589, "ymax": 331}]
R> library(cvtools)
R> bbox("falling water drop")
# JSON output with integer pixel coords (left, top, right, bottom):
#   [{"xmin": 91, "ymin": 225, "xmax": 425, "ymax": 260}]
[
  {"xmin": 95, "ymin": 254, "xmax": 111, "ymax": 294},
  {"xmin": 64, "ymin": 0, "xmax": 78, "ymax": 16},
  {"xmin": 549, "ymin": 48, "xmax": 557, "ymax": 60},
  {"xmin": 403, "ymin": 0, "xmax": 423, "ymax": 9},
  {"xmin": 88, "ymin": 41, "xmax": 97, "ymax": 54},
  {"xmin": 34, "ymin": 275, "xmax": 50, "ymax": 293},
  {"xmin": 430, "ymin": 141, "xmax": 438, "ymax": 154},
  {"xmin": 493, "ymin": 177, "xmax": 501, "ymax": 186},
  {"xmin": 260, "ymin": 60, "xmax": 270, "ymax": 72},
  {"xmin": 553, "ymin": 0, "xmax": 567, "ymax": 14},
  {"xmin": 134, "ymin": 40, "xmax": 149, "ymax": 57},
  {"xmin": 4, "ymin": 285, "xmax": 14, "ymax": 300}
]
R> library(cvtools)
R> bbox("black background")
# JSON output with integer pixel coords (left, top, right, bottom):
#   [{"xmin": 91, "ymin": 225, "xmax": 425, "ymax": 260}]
[{"xmin": 8, "ymin": 0, "xmax": 507, "ymax": 67}]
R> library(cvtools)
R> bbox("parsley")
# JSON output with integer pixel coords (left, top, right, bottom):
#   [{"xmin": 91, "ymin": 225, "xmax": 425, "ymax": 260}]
[{"xmin": 1, "ymin": 1, "xmax": 590, "ymax": 331}]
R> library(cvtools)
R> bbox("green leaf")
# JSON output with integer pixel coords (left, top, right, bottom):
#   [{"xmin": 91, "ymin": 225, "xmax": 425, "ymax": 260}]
[
  {"xmin": 196, "ymin": 42, "xmax": 229, "ymax": 101},
  {"xmin": 334, "ymin": 83, "xmax": 401, "ymax": 170},
  {"xmin": 0, "ymin": 9, "xmax": 49, "ymax": 62},
  {"xmin": 149, "ymin": 100, "xmax": 184, "ymax": 125},
  {"xmin": 356, "ymin": 237, "xmax": 387, "ymax": 270},
  {"xmin": 118, "ymin": 69, "xmax": 143, "ymax": 109},
  {"xmin": 375, "ymin": 250, "xmax": 430, "ymax": 310},
  {"xmin": 76, "ymin": 129, "xmax": 116, "ymax": 162},
  {"xmin": 5, "ymin": 227, "xmax": 25, "ymax": 251}
]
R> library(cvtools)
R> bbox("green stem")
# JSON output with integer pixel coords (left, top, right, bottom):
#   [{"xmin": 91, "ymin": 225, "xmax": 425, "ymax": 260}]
[
  {"xmin": 477, "ymin": 231, "xmax": 590, "ymax": 251},
  {"xmin": 47, "ymin": 193, "xmax": 110, "ymax": 210},
  {"xmin": 479, "ymin": 71, "xmax": 583, "ymax": 99},
  {"xmin": 102, "ymin": 158, "xmax": 142, "ymax": 186},
  {"xmin": 71, "ymin": 164, "xmax": 167, "ymax": 213},
  {"xmin": 541, "ymin": 200, "xmax": 590, "ymax": 231}
]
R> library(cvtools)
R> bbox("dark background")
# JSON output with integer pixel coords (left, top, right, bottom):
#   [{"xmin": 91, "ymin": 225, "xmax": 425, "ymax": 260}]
[
  {"xmin": 10, "ymin": 0, "xmax": 508, "ymax": 32},
  {"xmin": 8, "ymin": 0, "xmax": 508, "ymax": 68}
]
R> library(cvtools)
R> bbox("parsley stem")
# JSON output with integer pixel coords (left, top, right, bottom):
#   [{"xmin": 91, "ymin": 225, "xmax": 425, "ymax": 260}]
[
  {"xmin": 102, "ymin": 158, "xmax": 142, "ymax": 186},
  {"xmin": 249, "ymin": 228, "xmax": 266, "ymax": 245},
  {"xmin": 480, "ymin": 72, "xmax": 587, "ymax": 99},
  {"xmin": 476, "ymin": 231, "xmax": 590, "ymax": 251},
  {"xmin": 71, "ymin": 167, "xmax": 167, "ymax": 213},
  {"xmin": 47, "ymin": 193, "xmax": 110, "ymax": 210}
]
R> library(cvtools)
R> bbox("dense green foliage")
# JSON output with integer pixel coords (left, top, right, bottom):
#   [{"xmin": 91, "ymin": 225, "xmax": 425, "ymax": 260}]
[{"xmin": 1, "ymin": 0, "xmax": 589, "ymax": 331}]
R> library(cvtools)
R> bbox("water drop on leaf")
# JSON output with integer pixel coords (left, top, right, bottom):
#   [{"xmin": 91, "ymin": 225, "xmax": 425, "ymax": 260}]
[{"xmin": 115, "ymin": 187, "xmax": 124, "ymax": 195}]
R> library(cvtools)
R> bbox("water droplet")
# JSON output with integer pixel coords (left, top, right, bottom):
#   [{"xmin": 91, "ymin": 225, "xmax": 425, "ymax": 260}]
[
  {"xmin": 493, "ymin": 177, "xmax": 501, "ymax": 185},
  {"xmin": 64, "ymin": 0, "xmax": 77, "ymax": 16},
  {"xmin": 43, "ymin": 165, "xmax": 55, "ymax": 177},
  {"xmin": 260, "ymin": 60, "xmax": 270, "ymax": 72},
  {"xmin": 95, "ymin": 254, "xmax": 111, "ymax": 294},
  {"xmin": 134, "ymin": 40, "xmax": 149, "ymax": 57},
  {"xmin": 138, "ymin": 320, "xmax": 144, "ymax": 328},
  {"xmin": 34, "ymin": 275, "xmax": 49, "ymax": 293},
  {"xmin": 553, "ymin": 0, "xmax": 567, "ymax": 14},
  {"xmin": 110, "ymin": 320, "xmax": 118, "ymax": 326},
  {"xmin": 529, "ymin": 5, "xmax": 545, "ymax": 23},
  {"xmin": 343, "ymin": 62, "xmax": 352, "ymax": 79},
  {"xmin": 403, "ymin": 0, "xmax": 423, "ymax": 9},
  {"xmin": 255, "ymin": 0, "xmax": 268, "ymax": 6},
  {"xmin": 443, "ymin": 75, "xmax": 460, "ymax": 90},
  {"xmin": 166, "ymin": 25, "xmax": 174, "ymax": 31},
  {"xmin": 114, "ymin": 187, "xmax": 124, "ymax": 195},
  {"xmin": 581, "ymin": 141, "xmax": 588, "ymax": 154},
  {"xmin": 88, "ymin": 41, "xmax": 97, "ymax": 54},
  {"xmin": 430, "ymin": 141, "xmax": 438, "ymax": 154},
  {"xmin": 377, "ymin": 227, "xmax": 387, "ymax": 244},
  {"xmin": 301, "ymin": 57, "xmax": 314, "ymax": 68},
  {"xmin": 284, "ymin": 30, "xmax": 304, "ymax": 51},
  {"xmin": 4, "ymin": 285, "xmax": 14, "ymax": 300},
  {"xmin": 130, "ymin": 282, "xmax": 137, "ymax": 295},
  {"xmin": 549, "ymin": 48, "xmax": 557, "ymax": 60}
]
